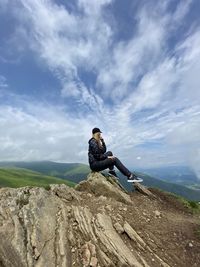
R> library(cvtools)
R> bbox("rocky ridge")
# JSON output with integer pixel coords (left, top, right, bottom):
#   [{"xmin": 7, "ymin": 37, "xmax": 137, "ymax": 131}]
[{"xmin": 0, "ymin": 172, "xmax": 199, "ymax": 267}]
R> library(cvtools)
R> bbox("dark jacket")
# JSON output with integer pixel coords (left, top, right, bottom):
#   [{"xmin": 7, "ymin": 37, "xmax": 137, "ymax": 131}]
[{"xmin": 88, "ymin": 137, "xmax": 107, "ymax": 166}]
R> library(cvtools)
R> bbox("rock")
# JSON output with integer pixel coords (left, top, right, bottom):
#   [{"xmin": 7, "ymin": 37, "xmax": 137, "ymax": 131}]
[
  {"xmin": 123, "ymin": 221, "xmax": 146, "ymax": 248},
  {"xmin": 116, "ymin": 214, "xmax": 123, "ymax": 220},
  {"xmin": 93, "ymin": 213, "xmax": 142, "ymax": 266},
  {"xmin": 90, "ymin": 256, "xmax": 98, "ymax": 267},
  {"xmin": 71, "ymin": 247, "xmax": 76, "ymax": 253},
  {"xmin": 50, "ymin": 184, "xmax": 80, "ymax": 202},
  {"xmin": 81, "ymin": 243, "xmax": 91, "ymax": 266},
  {"xmin": 188, "ymin": 242, "xmax": 193, "ymax": 248},
  {"xmin": 98, "ymin": 195, "xmax": 107, "ymax": 201},
  {"xmin": 113, "ymin": 222, "xmax": 124, "ymax": 234},
  {"xmin": 105, "ymin": 204, "xmax": 112, "ymax": 211},
  {"xmin": 81, "ymin": 241, "xmax": 98, "ymax": 267},
  {"xmin": 75, "ymin": 172, "xmax": 132, "ymax": 204},
  {"xmin": 0, "ymin": 173, "xmax": 187, "ymax": 267},
  {"xmin": 154, "ymin": 210, "xmax": 161, "ymax": 218},
  {"xmin": 87, "ymin": 241, "xmax": 96, "ymax": 256},
  {"xmin": 133, "ymin": 183, "xmax": 156, "ymax": 198}
]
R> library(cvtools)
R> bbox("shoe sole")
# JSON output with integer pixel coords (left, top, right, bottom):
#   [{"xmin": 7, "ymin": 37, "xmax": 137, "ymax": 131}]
[{"xmin": 127, "ymin": 179, "xmax": 143, "ymax": 183}]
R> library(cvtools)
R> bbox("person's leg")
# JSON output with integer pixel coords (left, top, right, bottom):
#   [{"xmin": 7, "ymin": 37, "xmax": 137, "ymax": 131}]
[
  {"xmin": 112, "ymin": 157, "xmax": 132, "ymax": 177},
  {"xmin": 90, "ymin": 158, "xmax": 114, "ymax": 172},
  {"xmin": 91, "ymin": 156, "xmax": 131, "ymax": 177},
  {"xmin": 104, "ymin": 151, "xmax": 113, "ymax": 157},
  {"xmin": 104, "ymin": 151, "xmax": 114, "ymax": 171}
]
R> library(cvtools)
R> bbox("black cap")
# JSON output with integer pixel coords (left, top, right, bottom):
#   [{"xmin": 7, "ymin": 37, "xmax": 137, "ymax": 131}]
[{"xmin": 92, "ymin": 127, "xmax": 102, "ymax": 134}]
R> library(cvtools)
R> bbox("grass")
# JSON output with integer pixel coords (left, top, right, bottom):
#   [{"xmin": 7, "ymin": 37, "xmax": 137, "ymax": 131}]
[
  {"xmin": 151, "ymin": 187, "xmax": 200, "ymax": 213},
  {"xmin": 0, "ymin": 167, "xmax": 76, "ymax": 189},
  {"xmin": 195, "ymin": 228, "xmax": 200, "ymax": 239},
  {"xmin": 64, "ymin": 163, "xmax": 90, "ymax": 176},
  {"xmin": 169, "ymin": 192, "xmax": 200, "ymax": 213}
]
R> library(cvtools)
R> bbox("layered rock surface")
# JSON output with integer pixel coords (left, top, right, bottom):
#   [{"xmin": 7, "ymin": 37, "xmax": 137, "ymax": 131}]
[{"xmin": 0, "ymin": 172, "xmax": 199, "ymax": 267}]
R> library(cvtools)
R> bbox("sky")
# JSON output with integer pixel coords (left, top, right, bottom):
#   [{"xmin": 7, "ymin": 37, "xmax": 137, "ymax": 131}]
[{"xmin": 0, "ymin": 0, "xmax": 200, "ymax": 175}]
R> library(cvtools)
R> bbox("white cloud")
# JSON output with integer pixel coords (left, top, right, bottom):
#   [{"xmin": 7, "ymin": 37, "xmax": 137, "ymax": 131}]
[
  {"xmin": 0, "ymin": 99, "xmax": 92, "ymax": 163},
  {"xmin": 14, "ymin": 0, "xmax": 113, "ymax": 109},
  {"xmin": 172, "ymin": 0, "xmax": 192, "ymax": 24},
  {"xmin": 0, "ymin": 0, "xmax": 199, "ymax": 174},
  {"xmin": 78, "ymin": 0, "xmax": 112, "ymax": 15}
]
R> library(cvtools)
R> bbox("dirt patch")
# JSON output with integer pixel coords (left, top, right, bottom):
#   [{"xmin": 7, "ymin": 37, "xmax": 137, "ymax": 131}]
[
  {"xmin": 148, "ymin": 187, "xmax": 196, "ymax": 213},
  {"xmin": 78, "ymin": 186, "xmax": 200, "ymax": 267}
]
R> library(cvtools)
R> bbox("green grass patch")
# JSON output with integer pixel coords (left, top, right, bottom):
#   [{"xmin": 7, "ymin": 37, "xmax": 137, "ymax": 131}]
[
  {"xmin": 169, "ymin": 192, "xmax": 200, "ymax": 213},
  {"xmin": 150, "ymin": 187, "xmax": 200, "ymax": 213},
  {"xmin": 0, "ymin": 167, "xmax": 76, "ymax": 189}
]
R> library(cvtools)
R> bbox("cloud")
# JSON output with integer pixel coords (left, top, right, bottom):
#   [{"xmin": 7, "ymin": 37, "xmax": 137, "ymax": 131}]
[
  {"xmin": 13, "ymin": 0, "xmax": 113, "ymax": 111},
  {"xmin": 172, "ymin": 0, "xmax": 192, "ymax": 24},
  {"xmin": 0, "ymin": 92, "xmax": 92, "ymax": 162},
  {"xmin": 0, "ymin": 0, "xmax": 199, "ymax": 173},
  {"xmin": 0, "ymin": 75, "xmax": 8, "ymax": 88}
]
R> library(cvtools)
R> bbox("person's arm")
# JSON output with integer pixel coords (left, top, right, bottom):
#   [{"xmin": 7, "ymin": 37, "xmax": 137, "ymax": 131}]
[
  {"xmin": 90, "ymin": 139, "xmax": 107, "ymax": 160},
  {"xmin": 100, "ymin": 138, "xmax": 106, "ymax": 153}
]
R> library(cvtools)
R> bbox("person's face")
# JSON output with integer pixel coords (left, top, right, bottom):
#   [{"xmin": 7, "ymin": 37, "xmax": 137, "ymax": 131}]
[{"xmin": 94, "ymin": 132, "xmax": 101, "ymax": 139}]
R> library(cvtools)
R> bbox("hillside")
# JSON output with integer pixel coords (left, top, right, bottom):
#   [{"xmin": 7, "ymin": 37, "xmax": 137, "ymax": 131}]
[
  {"xmin": 140, "ymin": 166, "xmax": 199, "ymax": 187},
  {"xmin": 122, "ymin": 172, "xmax": 200, "ymax": 201},
  {"xmin": 0, "ymin": 172, "xmax": 199, "ymax": 267},
  {"xmin": 0, "ymin": 161, "xmax": 199, "ymax": 201},
  {"xmin": 0, "ymin": 161, "xmax": 90, "ymax": 183},
  {"xmin": 0, "ymin": 168, "xmax": 76, "ymax": 188}
]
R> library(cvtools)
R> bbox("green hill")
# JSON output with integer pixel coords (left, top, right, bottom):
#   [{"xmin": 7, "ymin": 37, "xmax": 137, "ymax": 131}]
[
  {"xmin": 0, "ymin": 167, "xmax": 76, "ymax": 188},
  {"xmin": 0, "ymin": 161, "xmax": 90, "ymax": 184},
  {"xmin": 0, "ymin": 161, "xmax": 199, "ymax": 201}
]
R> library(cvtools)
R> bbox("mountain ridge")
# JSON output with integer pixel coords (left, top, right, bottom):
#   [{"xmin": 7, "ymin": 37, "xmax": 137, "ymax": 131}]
[{"xmin": 0, "ymin": 161, "xmax": 199, "ymax": 201}]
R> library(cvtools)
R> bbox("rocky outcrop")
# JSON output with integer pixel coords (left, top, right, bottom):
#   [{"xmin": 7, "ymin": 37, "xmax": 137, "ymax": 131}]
[
  {"xmin": 0, "ymin": 172, "xmax": 199, "ymax": 267},
  {"xmin": 75, "ymin": 171, "xmax": 132, "ymax": 204}
]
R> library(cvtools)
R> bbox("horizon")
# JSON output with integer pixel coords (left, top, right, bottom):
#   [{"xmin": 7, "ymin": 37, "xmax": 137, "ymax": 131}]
[
  {"xmin": 0, "ymin": 0, "xmax": 200, "ymax": 177},
  {"xmin": 0, "ymin": 159, "xmax": 193, "ymax": 170}
]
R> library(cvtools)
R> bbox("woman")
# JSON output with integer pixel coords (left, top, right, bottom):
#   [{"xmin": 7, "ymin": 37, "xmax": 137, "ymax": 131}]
[{"xmin": 88, "ymin": 127, "xmax": 143, "ymax": 182}]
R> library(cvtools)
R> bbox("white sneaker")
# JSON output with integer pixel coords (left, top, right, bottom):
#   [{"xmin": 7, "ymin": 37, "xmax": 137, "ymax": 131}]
[{"xmin": 127, "ymin": 174, "xmax": 143, "ymax": 183}]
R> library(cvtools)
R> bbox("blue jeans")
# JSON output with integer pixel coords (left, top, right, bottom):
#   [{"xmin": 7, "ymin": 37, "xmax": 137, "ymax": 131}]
[{"xmin": 90, "ymin": 151, "xmax": 131, "ymax": 177}]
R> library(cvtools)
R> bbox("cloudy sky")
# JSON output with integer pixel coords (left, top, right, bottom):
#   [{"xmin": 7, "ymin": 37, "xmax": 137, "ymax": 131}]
[{"xmin": 0, "ymin": 0, "xmax": 200, "ymax": 173}]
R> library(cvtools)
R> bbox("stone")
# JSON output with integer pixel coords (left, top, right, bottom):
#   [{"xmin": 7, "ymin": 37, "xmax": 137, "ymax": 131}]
[
  {"xmin": 188, "ymin": 242, "xmax": 193, "ymax": 248},
  {"xmin": 133, "ymin": 183, "xmax": 156, "ymax": 198},
  {"xmin": 90, "ymin": 256, "xmax": 98, "ymax": 267},
  {"xmin": 0, "ymin": 173, "xmax": 175, "ymax": 267},
  {"xmin": 98, "ymin": 195, "xmax": 107, "ymax": 201},
  {"xmin": 75, "ymin": 172, "xmax": 132, "ymax": 204},
  {"xmin": 154, "ymin": 210, "xmax": 161, "ymax": 217},
  {"xmin": 105, "ymin": 204, "xmax": 112, "ymax": 211},
  {"xmin": 114, "ymin": 222, "xmax": 124, "ymax": 234}
]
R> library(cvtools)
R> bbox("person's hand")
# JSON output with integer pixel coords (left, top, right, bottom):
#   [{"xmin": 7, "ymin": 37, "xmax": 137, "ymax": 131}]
[{"xmin": 108, "ymin": 156, "xmax": 115, "ymax": 160}]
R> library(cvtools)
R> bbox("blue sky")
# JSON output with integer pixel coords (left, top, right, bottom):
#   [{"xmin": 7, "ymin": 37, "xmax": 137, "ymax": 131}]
[{"xmin": 0, "ymin": 0, "xmax": 200, "ymax": 175}]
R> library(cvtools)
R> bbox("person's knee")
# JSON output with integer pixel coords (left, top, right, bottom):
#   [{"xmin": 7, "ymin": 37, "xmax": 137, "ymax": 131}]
[
  {"xmin": 113, "ymin": 156, "xmax": 119, "ymax": 163},
  {"xmin": 107, "ymin": 151, "xmax": 113, "ymax": 156}
]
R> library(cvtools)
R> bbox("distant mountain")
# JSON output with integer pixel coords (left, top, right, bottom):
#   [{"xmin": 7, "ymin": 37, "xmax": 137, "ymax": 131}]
[
  {"xmin": 121, "ymin": 171, "xmax": 200, "ymax": 201},
  {"xmin": 0, "ymin": 161, "xmax": 199, "ymax": 201},
  {"xmin": 138, "ymin": 165, "xmax": 200, "ymax": 189},
  {"xmin": 0, "ymin": 167, "xmax": 76, "ymax": 188}
]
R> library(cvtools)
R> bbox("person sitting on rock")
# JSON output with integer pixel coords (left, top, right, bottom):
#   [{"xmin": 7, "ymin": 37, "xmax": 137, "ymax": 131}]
[{"xmin": 88, "ymin": 127, "xmax": 143, "ymax": 183}]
